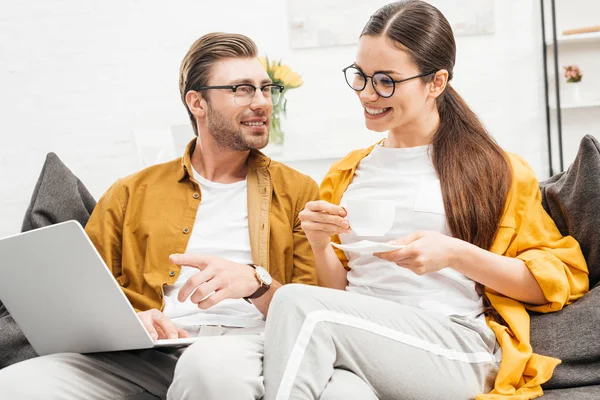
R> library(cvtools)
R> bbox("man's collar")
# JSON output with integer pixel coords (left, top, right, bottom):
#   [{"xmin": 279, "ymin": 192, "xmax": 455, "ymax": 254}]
[
  {"xmin": 177, "ymin": 138, "xmax": 271, "ymax": 182},
  {"xmin": 178, "ymin": 139, "xmax": 196, "ymax": 182}
]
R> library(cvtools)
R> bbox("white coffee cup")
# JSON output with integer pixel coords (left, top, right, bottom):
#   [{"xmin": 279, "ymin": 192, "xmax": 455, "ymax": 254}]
[{"xmin": 343, "ymin": 199, "xmax": 396, "ymax": 237}]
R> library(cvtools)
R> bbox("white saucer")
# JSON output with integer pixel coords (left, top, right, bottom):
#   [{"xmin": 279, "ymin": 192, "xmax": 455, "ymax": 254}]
[{"xmin": 331, "ymin": 240, "xmax": 405, "ymax": 254}]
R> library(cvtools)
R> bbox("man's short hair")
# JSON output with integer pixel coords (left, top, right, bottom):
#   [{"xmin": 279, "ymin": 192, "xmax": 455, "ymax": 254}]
[{"xmin": 179, "ymin": 32, "xmax": 258, "ymax": 136}]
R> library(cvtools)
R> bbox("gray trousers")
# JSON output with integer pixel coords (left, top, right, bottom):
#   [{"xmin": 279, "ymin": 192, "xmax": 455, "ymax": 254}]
[
  {"xmin": 0, "ymin": 321, "xmax": 382, "ymax": 399},
  {"xmin": 0, "ymin": 325, "xmax": 266, "ymax": 400},
  {"xmin": 263, "ymin": 284, "xmax": 500, "ymax": 400}
]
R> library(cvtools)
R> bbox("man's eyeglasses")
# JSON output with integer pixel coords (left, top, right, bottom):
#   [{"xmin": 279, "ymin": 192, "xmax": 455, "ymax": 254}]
[
  {"xmin": 195, "ymin": 83, "xmax": 285, "ymax": 107},
  {"xmin": 342, "ymin": 65, "xmax": 436, "ymax": 98}
]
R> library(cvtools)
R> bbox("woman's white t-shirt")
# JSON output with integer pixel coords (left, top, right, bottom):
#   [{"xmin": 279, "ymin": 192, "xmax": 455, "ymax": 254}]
[{"xmin": 340, "ymin": 144, "xmax": 485, "ymax": 320}]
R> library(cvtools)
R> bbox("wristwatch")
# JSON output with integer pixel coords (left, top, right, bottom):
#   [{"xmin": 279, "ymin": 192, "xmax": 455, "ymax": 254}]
[{"xmin": 244, "ymin": 264, "xmax": 272, "ymax": 303}]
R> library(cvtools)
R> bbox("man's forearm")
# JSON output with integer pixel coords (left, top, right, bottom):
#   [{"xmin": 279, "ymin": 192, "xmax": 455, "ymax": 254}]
[{"xmin": 250, "ymin": 280, "xmax": 282, "ymax": 316}]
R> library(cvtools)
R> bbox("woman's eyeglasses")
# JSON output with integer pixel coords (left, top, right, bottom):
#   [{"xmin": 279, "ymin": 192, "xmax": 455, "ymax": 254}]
[{"xmin": 342, "ymin": 65, "xmax": 436, "ymax": 98}]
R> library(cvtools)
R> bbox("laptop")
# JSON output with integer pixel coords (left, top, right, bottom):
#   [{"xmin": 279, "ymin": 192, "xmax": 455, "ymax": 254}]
[{"xmin": 0, "ymin": 220, "xmax": 201, "ymax": 356}]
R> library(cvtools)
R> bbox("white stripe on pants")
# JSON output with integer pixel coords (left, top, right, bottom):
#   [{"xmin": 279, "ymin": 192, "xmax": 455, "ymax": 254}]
[{"xmin": 263, "ymin": 284, "xmax": 500, "ymax": 400}]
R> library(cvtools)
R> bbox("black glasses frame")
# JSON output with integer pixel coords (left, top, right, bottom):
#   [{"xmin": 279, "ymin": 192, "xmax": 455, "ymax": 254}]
[
  {"xmin": 342, "ymin": 65, "xmax": 437, "ymax": 98},
  {"xmin": 195, "ymin": 83, "xmax": 285, "ymax": 106}
]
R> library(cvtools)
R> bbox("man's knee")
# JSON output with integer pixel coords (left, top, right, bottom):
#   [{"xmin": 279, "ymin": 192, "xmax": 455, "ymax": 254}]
[
  {"xmin": 0, "ymin": 362, "xmax": 25, "ymax": 398},
  {"xmin": 173, "ymin": 339, "xmax": 234, "ymax": 385},
  {"xmin": 0, "ymin": 354, "xmax": 77, "ymax": 399},
  {"xmin": 169, "ymin": 336, "xmax": 263, "ymax": 399}
]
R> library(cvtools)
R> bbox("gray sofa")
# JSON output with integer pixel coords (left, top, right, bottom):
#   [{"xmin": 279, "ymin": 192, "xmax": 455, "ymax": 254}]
[
  {"xmin": 1, "ymin": 136, "xmax": 600, "ymax": 398},
  {"xmin": 533, "ymin": 134, "xmax": 600, "ymax": 398},
  {"xmin": 0, "ymin": 152, "xmax": 95, "ymax": 367}
]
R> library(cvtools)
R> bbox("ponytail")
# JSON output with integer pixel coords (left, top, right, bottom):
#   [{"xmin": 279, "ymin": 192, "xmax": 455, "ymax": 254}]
[{"xmin": 433, "ymin": 84, "xmax": 512, "ymax": 321}]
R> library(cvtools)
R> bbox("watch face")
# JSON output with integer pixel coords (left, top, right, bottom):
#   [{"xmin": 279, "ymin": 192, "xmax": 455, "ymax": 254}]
[{"xmin": 255, "ymin": 266, "xmax": 273, "ymax": 285}]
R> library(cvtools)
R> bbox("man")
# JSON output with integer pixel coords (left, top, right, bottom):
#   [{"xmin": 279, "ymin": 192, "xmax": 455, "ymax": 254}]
[{"xmin": 0, "ymin": 32, "xmax": 318, "ymax": 399}]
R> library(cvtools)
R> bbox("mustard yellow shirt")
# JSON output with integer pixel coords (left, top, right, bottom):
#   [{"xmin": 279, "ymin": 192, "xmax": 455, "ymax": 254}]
[
  {"xmin": 85, "ymin": 140, "xmax": 319, "ymax": 312},
  {"xmin": 320, "ymin": 143, "xmax": 589, "ymax": 399}
]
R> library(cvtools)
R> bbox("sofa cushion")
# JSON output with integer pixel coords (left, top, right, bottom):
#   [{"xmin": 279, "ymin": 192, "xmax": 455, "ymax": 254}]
[
  {"xmin": 539, "ymin": 134, "xmax": 600, "ymax": 287},
  {"xmin": 542, "ymin": 384, "xmax": 600, "ymax": 399},
  {"xmin": 532, "ymin": 134, "xmax": 600, "ymax": 389},
  {"xmin": 21, "ymin": 152, "xmax": 96, "ymax": 232},
  {"xmin": 531, "ymin": 285, "xmax": 600, "ymax": 389},
  {"xmin": 0, "ymin": 152, "xmax": 96, "ymax": 369}
]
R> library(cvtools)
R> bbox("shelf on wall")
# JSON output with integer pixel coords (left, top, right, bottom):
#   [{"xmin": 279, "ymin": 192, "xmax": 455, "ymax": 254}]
[
  {"xmin": 546, "ymin": 31, "xmax": 600, "ymax": 45},
  {"xmin": 550, "ymin": 100, "xmax": 600, "ymax": 110}
]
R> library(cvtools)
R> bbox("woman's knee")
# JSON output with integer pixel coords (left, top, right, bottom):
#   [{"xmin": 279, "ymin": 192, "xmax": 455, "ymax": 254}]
[
  {"xmin": 320, "ymin": 369, "xmax": 377, "ymax": 400},
  {"xmin": 270, "ymin": 284, "xmax": 331, "ymax": 317}
]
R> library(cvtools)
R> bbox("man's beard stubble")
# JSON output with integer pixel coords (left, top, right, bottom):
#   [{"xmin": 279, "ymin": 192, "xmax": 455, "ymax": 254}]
[{"xmin": 206, "ymin": 102, "xmax": 269, "ymax": 151}]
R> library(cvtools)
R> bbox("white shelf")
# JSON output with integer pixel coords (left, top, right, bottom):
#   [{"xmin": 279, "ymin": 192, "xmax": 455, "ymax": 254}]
[
  {"xmin": 546, "ymin": 31, "xmax": 600, "ymax": 45},
  {"xmin": 550, "ymin": 100, "xmax": 600, "ymax": 110}
]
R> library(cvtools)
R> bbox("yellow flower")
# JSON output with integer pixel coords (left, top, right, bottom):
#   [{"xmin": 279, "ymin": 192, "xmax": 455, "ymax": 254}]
[
  {"xmin": 260, "ymin": 56, "xmax": 303, "ymax": 89},
  {"xmin": 273, "ymin": 64, "xmax": 289, "ymax": 83},
  {"xmin": 286, "ymin": 72, "xmax": 303, "ymax": 88},
  {"xmin": 274, "ymin": 64, "xmax": 303, "ymax": 88}
]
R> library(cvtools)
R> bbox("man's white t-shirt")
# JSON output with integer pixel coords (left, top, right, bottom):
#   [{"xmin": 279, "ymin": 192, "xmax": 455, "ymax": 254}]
[
  {"xmin": 162, "ymin": 168, "xmax": 265, "ymax": 329},
  {"xmin": 340, "ymin": 144, "xmax": 485, "ymax": 320}
]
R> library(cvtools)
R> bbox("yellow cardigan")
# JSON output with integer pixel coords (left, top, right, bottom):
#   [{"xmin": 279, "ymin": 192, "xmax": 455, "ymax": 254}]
[{"xmin": 320, "ymin": 143, "xmax": 589, "ymax": 399}]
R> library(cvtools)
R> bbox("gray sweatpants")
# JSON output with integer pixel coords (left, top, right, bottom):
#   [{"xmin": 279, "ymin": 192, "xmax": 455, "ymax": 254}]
[
  {"xmin": 263, "ymin": 284, "xmax": 500, "ymax": 400},
  {"xmin": 0, "ymin": 321, "xmax": 383, "ymax": 399},
  {"xmin": 0, "ymin": 325, "xmax": 266, "ymax": 400}
]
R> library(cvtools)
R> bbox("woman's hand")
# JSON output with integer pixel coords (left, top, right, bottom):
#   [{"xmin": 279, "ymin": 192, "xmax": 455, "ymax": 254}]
[
  {"xmin": 299, "ymin": 200, "xmax": 351, "ymax": 252},
  {"xmin": 374, "ymin": 231, "xmax": 462, "ymax": 275}
]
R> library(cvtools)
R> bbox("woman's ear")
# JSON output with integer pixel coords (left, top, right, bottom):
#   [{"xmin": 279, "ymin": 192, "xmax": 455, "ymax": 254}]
[
  {"xmin": 428, "ymin": 69, "xmax": 449, "ymax": 99},
  {"xmin": 185, "ymin": 90, "xmax": 207, "ymax": 118}
]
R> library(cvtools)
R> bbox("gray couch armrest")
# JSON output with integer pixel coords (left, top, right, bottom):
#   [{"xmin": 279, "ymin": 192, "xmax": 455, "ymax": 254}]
[{"xmin": 531, "ymin": 285, "xmax": 600, "ymax": 388}]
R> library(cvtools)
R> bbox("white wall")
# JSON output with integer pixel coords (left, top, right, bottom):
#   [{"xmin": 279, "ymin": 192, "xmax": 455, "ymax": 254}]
[{"xmin": 0, "ymin": 0, "xmax": 573, "ymax": 238}]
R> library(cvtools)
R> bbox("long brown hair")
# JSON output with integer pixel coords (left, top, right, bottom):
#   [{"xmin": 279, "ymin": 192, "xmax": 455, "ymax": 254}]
[
  {"xmin": 361, "ymin": 0, "xmax": 512, "ymax": 317},
  {"xmin": 179, "ymin": 32, "xmax": 258, "ymax": 136}
]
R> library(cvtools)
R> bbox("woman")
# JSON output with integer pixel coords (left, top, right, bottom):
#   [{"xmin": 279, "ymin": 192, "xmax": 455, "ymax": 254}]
[{"xmin": 263, "ymin": 1, "xmax": 588, "ymax": 399}]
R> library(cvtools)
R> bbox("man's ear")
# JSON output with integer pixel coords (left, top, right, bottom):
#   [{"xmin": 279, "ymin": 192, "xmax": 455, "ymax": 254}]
[
  {"xmin": 428, "ymin": 69, "xmax": 449, "ymax": 100},
  {"xmin": 185, "ymin": 90, "xmax": 207, "ymax": 118}
]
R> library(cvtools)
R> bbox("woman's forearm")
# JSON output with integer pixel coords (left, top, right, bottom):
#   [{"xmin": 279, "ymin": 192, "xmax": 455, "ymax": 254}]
[
  {"xmin": 451, "ymin": 240, "xmax": 546, "ymax": 305},
  {"xmin": 313, "ymin": 245, "xmax": 348, "ymax": 290}
]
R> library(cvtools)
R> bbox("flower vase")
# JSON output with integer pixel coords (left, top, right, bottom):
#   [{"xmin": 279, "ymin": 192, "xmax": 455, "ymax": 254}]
[
  {"xmin": 269, "ymin": 103, "xmax": 285, "ymax": 146},
  {"xmin": 564, "ymin": 82, "xmax": 583, "ymax": 105}
]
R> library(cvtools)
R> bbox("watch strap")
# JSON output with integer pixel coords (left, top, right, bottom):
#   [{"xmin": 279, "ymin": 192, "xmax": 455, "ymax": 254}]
[{"xmin": 244, "ymin": 264, "xmax": 271, "ymax": 303}]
